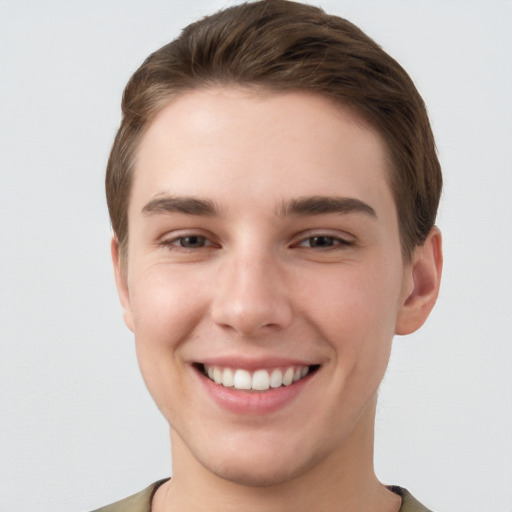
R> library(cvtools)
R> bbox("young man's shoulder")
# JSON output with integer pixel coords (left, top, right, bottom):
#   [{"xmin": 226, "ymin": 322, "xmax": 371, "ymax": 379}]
[
  {"xmin": 89, "ymin": 480, "xmax": 169, "ymax": 512},
  {"xmin": 89, "ymin": 482, "xmax": 432, "ymax": 512},
  {"xmin": 390, "ymin": 486, "xmax": 434, "ymax": 512}
]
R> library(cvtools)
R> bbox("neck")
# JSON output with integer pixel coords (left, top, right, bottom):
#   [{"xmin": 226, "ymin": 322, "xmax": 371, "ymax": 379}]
[{"xmin": 154, "ymin": 395, "xmax": 401, "ymax": 512}]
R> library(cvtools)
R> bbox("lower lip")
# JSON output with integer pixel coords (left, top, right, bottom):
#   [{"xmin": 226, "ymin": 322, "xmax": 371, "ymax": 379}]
[{"xmin": 196, "ymin": 369, "xmax": 314, "ymax": 415}]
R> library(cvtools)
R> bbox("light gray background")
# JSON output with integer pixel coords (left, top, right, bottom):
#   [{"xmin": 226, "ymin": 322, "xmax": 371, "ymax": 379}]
[{"xmin": 1, "ymin": 1, "xmax": 511, "ymax": 511}]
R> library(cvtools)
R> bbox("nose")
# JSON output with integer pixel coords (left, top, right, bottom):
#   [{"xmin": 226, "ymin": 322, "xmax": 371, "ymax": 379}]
[{"xmin": 210, "ymin": 249, "xmax": 293, "ymax": 337}]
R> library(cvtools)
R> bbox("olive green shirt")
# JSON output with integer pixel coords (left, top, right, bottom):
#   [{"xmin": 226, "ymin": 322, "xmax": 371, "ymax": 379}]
[{"xmin": 90, "ymin": 480, "xmax": 433, "ymax": 511}]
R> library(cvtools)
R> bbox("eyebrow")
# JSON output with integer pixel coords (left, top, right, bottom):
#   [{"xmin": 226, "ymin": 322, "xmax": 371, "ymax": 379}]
[
  {"xmin": 141, "ymin": 194, "xmax": 376, "ymax": 219},
  {"xmin": 141, "ymin": 195, "xmax": 221, "ymax": 216},
  {"xmin": 278, "ymin": 196, "xmax": 376, "ymax": 218}
]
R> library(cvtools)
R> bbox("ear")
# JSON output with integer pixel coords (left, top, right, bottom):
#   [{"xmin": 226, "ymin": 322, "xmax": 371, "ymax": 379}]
[
  {"xmin": 111, "ymin": 237, "xmax": 135, "ymax": 333},
  {"xmin": 395, "ymin": 227, "xmax": 443, "ymax": 335}
]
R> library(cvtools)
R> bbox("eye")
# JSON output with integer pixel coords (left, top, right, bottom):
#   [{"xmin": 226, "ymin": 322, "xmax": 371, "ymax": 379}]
[
  {"xmin": 297, "ymin": 235, "xmax": 352, "ymax": 249},
  {"xmin": 160, "ymin": 234, "xmax": 215, "ymax": 250},
  {"xmin": 175, "ymin": 235, "xmax": 209, "ymax": 248}
]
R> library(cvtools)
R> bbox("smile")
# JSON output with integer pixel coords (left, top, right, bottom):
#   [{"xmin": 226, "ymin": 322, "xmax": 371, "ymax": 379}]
[{"xmin": 201, "ymin": 364, "xmax": 318, "ymax": 391}]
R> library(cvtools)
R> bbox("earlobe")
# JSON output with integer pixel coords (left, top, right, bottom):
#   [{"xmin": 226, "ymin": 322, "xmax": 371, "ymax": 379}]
[
  {"xmin": 111, "ymin": 237, "xmax": 135, "ymax": 333},
  {"xmin": 395, "ymin": 227, "xmax": 443, "ymax": 335}
]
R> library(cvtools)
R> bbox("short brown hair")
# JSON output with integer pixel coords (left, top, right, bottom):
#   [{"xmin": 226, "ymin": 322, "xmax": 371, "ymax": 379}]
[{"xmin": 106, "ymin": 0, "xmax": 442, "ymax": 262}]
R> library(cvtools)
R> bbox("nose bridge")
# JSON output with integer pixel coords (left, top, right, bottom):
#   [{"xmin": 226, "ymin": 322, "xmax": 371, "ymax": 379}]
[{"xmin": 211, "ymin": 243, "xmax": 292, "ymax": 336}]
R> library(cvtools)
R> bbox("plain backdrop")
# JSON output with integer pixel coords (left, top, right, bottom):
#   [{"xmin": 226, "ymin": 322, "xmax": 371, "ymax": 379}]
[{"xmin": 1, "ymin": 1, "xmax": 511, "ymax": 511}]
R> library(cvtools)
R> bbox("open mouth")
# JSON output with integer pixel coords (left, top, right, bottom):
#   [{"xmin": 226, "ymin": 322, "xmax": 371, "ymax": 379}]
[{"xmin": 195, "ymin": 363, "xmax": 320, "ymax": 391}]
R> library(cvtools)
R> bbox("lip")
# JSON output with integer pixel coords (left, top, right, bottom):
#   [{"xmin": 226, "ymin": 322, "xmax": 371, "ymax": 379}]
[{"xmin": 193, "ymin": 361, "xmax": 318, "ymax": 415}]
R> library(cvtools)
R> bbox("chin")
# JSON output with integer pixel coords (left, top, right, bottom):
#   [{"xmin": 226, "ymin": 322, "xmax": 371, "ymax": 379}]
[
  {"xmin": 205, "ymin": 453, "xmax": 314, "ymax": 488},
  {"xmin": 186, "ymin": 428, "xmax": 330, "ymax": 489}
]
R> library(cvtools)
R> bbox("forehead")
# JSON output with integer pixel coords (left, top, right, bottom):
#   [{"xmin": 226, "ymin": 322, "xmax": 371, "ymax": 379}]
[{"xmin": 131, "ymin": 87, "xmax": 394, "ymax": 217}]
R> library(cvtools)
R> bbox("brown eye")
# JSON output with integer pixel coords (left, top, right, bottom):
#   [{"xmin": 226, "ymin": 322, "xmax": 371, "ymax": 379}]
[
  {"xmin": 307, "ymin": 236, "xmax": 337, "ymax": 248},
  {"xmin": 300, "ymin": 235, "xmax": 351, "ymax": 248},
  {"xmin": 178, "ymin": 236, "xmax": 208, "ymax": 248},
  {"xmin": 294, "ymin": 234, "xmax": 354, "ymax": 250}
]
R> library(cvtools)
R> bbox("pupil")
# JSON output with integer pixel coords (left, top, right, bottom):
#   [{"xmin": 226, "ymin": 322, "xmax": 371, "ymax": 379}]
[
  {"xmin": 181, "ymin": 236, "xmax": 204, "ymax": 248},
  {"xmin": 311, "ymin": 236, "xmax": 333, "ymax": 247}
]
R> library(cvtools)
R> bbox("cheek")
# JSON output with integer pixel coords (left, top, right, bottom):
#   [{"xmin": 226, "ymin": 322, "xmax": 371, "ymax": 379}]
[
  {"xmin": 301, "ymin": 260, "xmax": 403, "ymax": 355},
  {"xmin": 128, "ymin": 267, "xmax": 209, "ymax": 419},
  {"xmin": 127, "ymin": 267, "xmax": 210, "ymax": 398},
  {"xmin": 130, "ymin": 266, "xmax": 206, "ymax": 342}
]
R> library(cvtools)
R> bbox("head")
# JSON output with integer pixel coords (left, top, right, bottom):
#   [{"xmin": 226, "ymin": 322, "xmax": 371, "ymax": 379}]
[
  {"xmin": 106, "ymin": 0, "xmax": 443, "ymax": 493},
  {"xmin": 106, "ymin": 0, "xmax": 442, "ymax": 267}
]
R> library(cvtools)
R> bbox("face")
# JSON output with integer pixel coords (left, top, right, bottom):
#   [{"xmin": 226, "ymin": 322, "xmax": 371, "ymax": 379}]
[{"xmin": 115, "ymin": 88, "xmax": 420, "ymax": 486}]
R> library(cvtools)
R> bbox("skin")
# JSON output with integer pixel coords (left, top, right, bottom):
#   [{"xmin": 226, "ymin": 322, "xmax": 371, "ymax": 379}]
[{"xmin": 113, "ymin": 88, "xmax": 442, "ymax": 511}]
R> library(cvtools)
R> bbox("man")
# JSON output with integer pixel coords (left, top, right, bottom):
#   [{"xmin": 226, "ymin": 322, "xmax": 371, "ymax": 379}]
[{"xmin": 96, "ymin": 1, "xmax": 442, "ymax": 510}]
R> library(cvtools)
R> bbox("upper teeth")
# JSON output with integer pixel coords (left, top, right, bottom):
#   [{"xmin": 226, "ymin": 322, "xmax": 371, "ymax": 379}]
[{"xmin": 204, "ymin": 365, "xmax": 310, "ymax": 391}]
